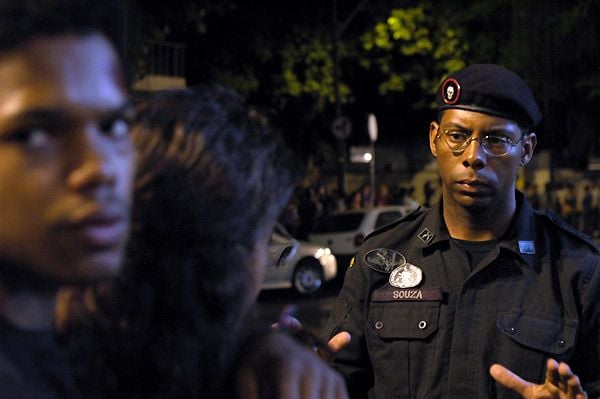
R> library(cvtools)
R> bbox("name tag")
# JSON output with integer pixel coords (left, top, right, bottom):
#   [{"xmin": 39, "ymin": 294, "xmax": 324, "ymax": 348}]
[{"xmin": 371, "ymin": 287, "xmax": 443, "ymax": 302}]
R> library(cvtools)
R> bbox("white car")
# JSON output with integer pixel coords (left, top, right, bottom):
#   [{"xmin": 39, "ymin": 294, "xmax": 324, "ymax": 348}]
[
  {"xmin": 264, "ymin": 223, "xmax": 337, "ymax": 295},
  {"xmin": 308, "ymin": 205, "xmax": 413, "ymax": 261}
]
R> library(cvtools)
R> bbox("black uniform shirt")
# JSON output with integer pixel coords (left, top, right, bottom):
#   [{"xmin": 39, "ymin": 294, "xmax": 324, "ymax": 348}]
[
  {"xmin": 324, "ymin": 192, "xmax": 600, "ymax": 399},
  {"xmin": 0, "ymin": 315, "xmax": 81, "ymax": 399}
]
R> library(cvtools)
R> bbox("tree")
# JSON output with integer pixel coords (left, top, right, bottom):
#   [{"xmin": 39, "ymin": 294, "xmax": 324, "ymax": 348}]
[{"xmin": 360, "ymin": 5, "xmax": 467, "ymax": 106}]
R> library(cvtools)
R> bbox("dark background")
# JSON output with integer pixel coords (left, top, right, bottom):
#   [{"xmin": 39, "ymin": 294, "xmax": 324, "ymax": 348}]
[{"xmin": 126, "ymin": 0, "xmax": 600, "ymax": 174}]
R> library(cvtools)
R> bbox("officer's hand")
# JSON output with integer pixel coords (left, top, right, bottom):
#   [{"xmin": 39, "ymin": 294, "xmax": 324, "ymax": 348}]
[
  {"xmin": 237, "ymin": 331, "xmax": 349, "ymax": 399},
  {"xmin": 322, "ymin": 331, "xmax": 351, "ymax": 362},
  {"xmin": 490, "ymin": 358, "xmax": 587, "ymax": 399}
]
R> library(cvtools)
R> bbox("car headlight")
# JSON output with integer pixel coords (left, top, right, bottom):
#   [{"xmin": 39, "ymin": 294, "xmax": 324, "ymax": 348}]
[{"xmin": 314, "ymin": 247, "xmax": 331, "ymax": 259}]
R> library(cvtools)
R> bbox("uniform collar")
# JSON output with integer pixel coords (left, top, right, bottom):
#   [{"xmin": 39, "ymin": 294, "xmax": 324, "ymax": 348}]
[
  {"xmin": 415, "ymin": 191, "xmax": 538, "ymax": 267},
  {"xmin": 415, "ymin": 200, "xmax": 451, "ymax": 249},
  {"xmin": 497, "ymin": 191, "xmax": 538, "ymax": 267}
]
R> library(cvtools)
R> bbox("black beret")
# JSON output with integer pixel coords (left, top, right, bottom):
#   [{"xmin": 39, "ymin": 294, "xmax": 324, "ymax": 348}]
[{"xmin": 436, "ymin": 64, "xmax": 542, "ymax": 128}]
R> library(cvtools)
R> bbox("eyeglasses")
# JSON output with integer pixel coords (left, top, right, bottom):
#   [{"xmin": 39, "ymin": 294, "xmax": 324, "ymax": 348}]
[{"xmin": 436, "ymin": 130, "xmax": 525, "ymax": 157}]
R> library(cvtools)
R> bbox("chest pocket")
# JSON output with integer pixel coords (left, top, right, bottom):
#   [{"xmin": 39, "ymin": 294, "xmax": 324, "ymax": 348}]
[
  {"xmin": 497, "ymin": 311, "xmax": 578, "ymax": 355},
  {"xmin": 366, "ymin": 290, "xmax": 442, "ymax": 398},
  {"xmin": 368, "ymin": 300, "xmax": 440, "ymax": 339}
]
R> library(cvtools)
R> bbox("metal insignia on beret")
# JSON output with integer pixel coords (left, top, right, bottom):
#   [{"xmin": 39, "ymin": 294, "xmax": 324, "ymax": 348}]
[
  {"xmin": 389, "ymin": 262, "xmax": 423, "ymax": 288},
  {"xmin": 442, "ymin": 78, "xmax": 461, "ymax": 105},
  {"xmin": 364, "ymin": 248, "xmax": 406, "ymax": 273}
]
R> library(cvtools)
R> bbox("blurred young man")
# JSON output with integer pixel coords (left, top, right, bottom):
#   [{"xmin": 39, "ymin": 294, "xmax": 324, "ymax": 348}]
[
  {"xmin": 325, "ymin": 64, "xmax": 598, "ymax": 398},
  {"xmin": 0, "ymin": 2, "xmax": 348, "ymax": 398},
  {"xmin": 0, "ymin": 0, "xmax": 133, "ymax": 396}
]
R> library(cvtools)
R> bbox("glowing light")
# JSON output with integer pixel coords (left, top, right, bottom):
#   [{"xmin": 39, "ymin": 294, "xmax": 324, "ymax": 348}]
[{"xmin": 315, "ymin": 247, "xmax": 331, "ymax": 258}]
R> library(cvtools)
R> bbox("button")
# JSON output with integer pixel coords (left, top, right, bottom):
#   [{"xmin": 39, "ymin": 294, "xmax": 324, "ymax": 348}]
[
  {"xmin": 558, "ymin": 339, "xmax": 566, "ymax": 347},
  {"xmin": 375, "ymin": 321, "xmax": 384, "ymax": 330},
  {"xmin": 507, "ymin": 327, "xmax": 516, "ymax": 335},
  {"xmin": 418, "ymin": 320, "xmax": 427, "ymax": 329}
]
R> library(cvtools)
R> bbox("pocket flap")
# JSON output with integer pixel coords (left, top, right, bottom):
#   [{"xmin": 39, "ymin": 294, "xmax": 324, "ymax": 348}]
[
  {"xmin": 497, "ymin": 312, "xmax": 578, "ymax": 355},
  {"xmin": 368, "ymin": 301, "xmax": 440, "ymax": 339}
]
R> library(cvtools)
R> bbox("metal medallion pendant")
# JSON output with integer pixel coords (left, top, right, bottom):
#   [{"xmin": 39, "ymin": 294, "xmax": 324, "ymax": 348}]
[{"xmin": 389, "ymin": 263, "xmax": 423, "ymax": 288}]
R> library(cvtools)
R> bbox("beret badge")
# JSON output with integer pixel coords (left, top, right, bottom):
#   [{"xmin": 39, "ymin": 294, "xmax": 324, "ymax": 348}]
[{"xmin": 442, "ymin": 78, "xmax": 460, "ymax": 105}]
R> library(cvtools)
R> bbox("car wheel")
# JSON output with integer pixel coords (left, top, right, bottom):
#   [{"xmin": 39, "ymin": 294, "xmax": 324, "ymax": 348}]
[{"xmin": 293, "ymin": 258, "xmax": 324, "ymax": 295}]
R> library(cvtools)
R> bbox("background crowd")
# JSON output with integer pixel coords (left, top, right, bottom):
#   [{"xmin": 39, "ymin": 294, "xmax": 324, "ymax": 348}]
[
  {"xmin": 281, "ymin": 178, "xmax": 600, "ymax": 242},
  {"xmin": 527, "ymin": 179, "xmax": 600, "ymax": 239}
]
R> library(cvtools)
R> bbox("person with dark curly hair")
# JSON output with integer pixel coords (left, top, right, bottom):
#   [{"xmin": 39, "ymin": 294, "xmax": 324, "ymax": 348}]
[
  {"xmin": 0, "ymin": 0, "xmax": 134, "ymax": 397},
  {"xmin": 58, "ymin": 87, "xmax": 349, "ymax": 399}
]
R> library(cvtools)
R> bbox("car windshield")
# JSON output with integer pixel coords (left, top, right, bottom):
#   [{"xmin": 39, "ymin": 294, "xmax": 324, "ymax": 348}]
[{"xmin": 312, "ymin": 213, "xmax": 365, "ymax": 233}]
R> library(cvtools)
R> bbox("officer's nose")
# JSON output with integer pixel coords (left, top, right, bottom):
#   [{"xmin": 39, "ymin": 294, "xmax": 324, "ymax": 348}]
[{"xmin": 462, "ymin": 137, "xmax": 486, "ymax": 170}]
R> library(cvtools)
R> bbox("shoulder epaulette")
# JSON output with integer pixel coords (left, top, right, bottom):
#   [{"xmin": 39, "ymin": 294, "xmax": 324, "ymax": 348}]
[
  {"xmin": 364, "ymin": 206, "xmax": 424, "ymax": 242},
  {"xmin": 544, "ymin": 208, "xmax": 600, "ymax": 253}
]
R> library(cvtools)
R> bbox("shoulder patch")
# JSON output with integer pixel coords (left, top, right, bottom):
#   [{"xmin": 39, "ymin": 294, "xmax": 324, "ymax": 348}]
[
  {"xmin": 364, "ymin": 206, "xmax": 424, "ymax": 243},
  {"xmin": 364, "ymin": 248, "xmax": 406, "ymax": 273}
]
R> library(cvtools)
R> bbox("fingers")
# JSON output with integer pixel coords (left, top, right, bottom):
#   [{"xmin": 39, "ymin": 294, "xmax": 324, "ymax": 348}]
[
  {"xmin": 328, "ymin": 331, "xmax": 351, "ymax": 353},
  {"xmin": 545, "ymin": 358, "xmax": 560, "ymax": 387},
  {"xmin": 567, "ymin": 375, "xmax": 587, "ymax": 399},
  {"xmin": 275, "ymin": 346, "xmax": 348, "ymax": 399},
  {"xmin": 322, "ymin": 368, "xmax": 349, "ymax": 399},
  {"xmin": 272, "ymin": 316, "xmax": 303, "ymax": 332},
  {"xmin": 275, "ymin": 305, "xmax": 303, "ymax": 332},
  {"xmin": 491, "ymin": 359, "xmax": 588, "ymax": 399},
  {"xmin": 489, "ymin": 363, "xmax": 531, "ymax": 397},
  {"xmin": 555, "ymin": 360, "xmax": 588, "ymax": 399},
  {"xmin": 319, "ymin": 331, "xmax": 351, "ymax": 363},
  {"xmin": 239, "ymin": 332, "xmax": 349, "ymax": 399}
]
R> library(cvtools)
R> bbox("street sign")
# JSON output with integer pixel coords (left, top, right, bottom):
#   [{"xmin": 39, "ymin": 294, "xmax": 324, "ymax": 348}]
[{"xmin": 332, "ymin": 115, "xmax": 352, "ymax": 139}]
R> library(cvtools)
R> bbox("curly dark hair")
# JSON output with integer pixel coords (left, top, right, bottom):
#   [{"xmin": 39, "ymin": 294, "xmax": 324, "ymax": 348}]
[{"xmin": 62, "ymin": 87, "xmax": 295, "ymax": 398}]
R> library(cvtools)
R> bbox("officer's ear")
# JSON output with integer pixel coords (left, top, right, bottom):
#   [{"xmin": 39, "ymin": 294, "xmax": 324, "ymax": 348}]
[
  {"xmin": 520, "ymin": 132, "xmax": 537, "ymax": 166},
  {"xmin": 429, "ymin": 121, "xmax": 440, "ymax": 157}
]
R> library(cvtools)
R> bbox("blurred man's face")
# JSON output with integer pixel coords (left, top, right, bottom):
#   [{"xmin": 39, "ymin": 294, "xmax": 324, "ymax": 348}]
[{"xmin": 0, "ymin": 34, "xmax": 134, "ymax": 283}]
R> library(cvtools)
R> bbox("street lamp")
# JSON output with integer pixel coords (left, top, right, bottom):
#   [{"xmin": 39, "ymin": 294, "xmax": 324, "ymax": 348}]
[
  {"xmin": 368, "ymin": 113, "xmax": 378, "ymax": 202},
  {"xmin": 331, "ymin": 0, "xmax": 371, "ymax": 198}
]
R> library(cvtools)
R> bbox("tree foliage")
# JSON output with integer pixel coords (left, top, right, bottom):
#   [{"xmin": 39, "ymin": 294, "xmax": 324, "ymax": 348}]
[
  {"xmin": 130, "ymin": 0, "xmax": 600, "ymax": 167},
  {"xmin": 278, "ymin": 28, "xmax": 351, "ymax": 110},
  {"xmin": 274, "ymin": 4, "xmax": 468, "ymax": 113},
  {"xmin": 359, "ymin": 5, "xmax": 467, "ymax": 105}
]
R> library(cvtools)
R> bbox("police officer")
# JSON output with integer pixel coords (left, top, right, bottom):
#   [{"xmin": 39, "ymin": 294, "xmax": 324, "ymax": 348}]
[{"xmin": 324, "ymin": 64, "xmax": 599, "ymax": 398}]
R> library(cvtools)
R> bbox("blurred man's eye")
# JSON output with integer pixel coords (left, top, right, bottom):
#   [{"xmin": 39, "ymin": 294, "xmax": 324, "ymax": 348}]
[
  {"xmin": 8, "ymin": 127, "xmax": 53, "ymax": 149},
  {"xmin": 100, "ymin": 118, "xmax": 129, "ymax": 139}
]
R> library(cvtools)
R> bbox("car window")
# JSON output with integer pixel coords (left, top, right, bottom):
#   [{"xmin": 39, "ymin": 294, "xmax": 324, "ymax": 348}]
[
  {"xmin": 374, "ymin": 211, "xmax": 402, "ymax": 229},
  {"xmin": 312, "ymin": 213, "xmax": 365, "ymax": 233}
]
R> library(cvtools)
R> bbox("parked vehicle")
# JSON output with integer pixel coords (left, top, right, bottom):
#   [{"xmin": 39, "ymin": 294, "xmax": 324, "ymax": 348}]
[
  {"xmin": 264, "ymin": 223, "xmax": 337, "ymax": 295},
  {"xmin": 308, "ymin": 206, "xmax": 412, "ymax": 262}
]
